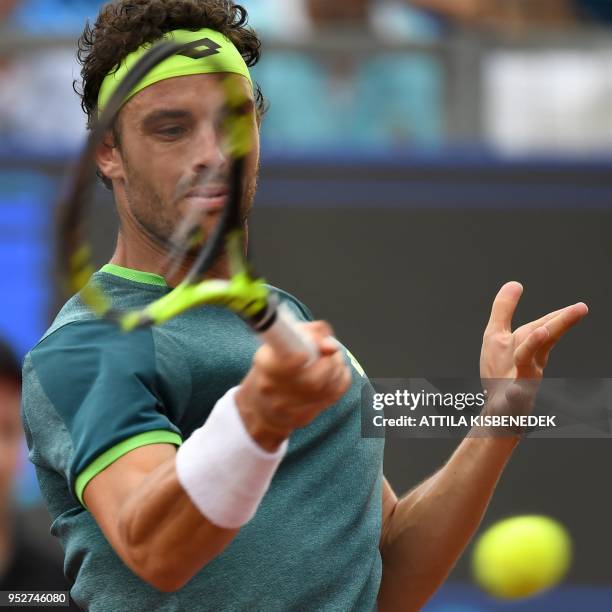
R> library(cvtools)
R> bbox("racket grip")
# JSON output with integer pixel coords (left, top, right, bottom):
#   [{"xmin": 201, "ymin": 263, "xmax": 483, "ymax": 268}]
[{"xmin": 258, "ymin": 302, "xmax": 319, "ymax": 364}]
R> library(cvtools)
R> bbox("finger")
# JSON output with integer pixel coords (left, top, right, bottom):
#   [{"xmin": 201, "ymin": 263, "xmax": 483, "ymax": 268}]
[
  {"xmin": 517, "ymin": 307, "xmax": 566, "ymax": 337},
  {"xmin": 485, "ymin": 281, "xmax": 524, "ymax": 335},
  {"xmin": 320, "ymin": 359, "xmax": 351, "ymax": 401},
  {"xmin": 514, "ymin": 326, "xmax": 549, "ymax": 374},
  {"xmin": 300, "ymin": 321, "xmax": 340, "ymax": 357},
  {"xmin": 319, "ymin": 364, "xmax": 352, "ymax": 405},
  {"xmin": 318, "ymin": 335, "xmax": 341, "ymax": 357},
  {"xmin": 256, "ymin": 319, "xmax": 336, "ymax": 373},
  {"xmin": 266, "ymin": 320, "xmax": 338, "ymax": 370},
  {"xmin": 331, "ymin": 347, "xmax": 347, "ymax": 368},
  {"xmin": 254, "ymin": 342, "xmax": 312, "ymax": 378},
  {"xmin": 291, "ymin": 340, "xmax": 343, "ymax": 378},
  {"xmin": 305, "ymin": 351, "xmax": 345, "ymax": 385},
  {"xmin": 537, "ymin": 302, "xmax": 589, "ymax": 356},
  {"xmin": 301, "ymin": 320, "xmax": 334, "ymax": 340}
]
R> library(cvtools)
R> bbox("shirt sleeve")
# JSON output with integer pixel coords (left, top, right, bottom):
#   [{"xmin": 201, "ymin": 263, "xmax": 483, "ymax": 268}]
[{"xmin": 23, "ymin": 319, "xmax": 183, "ymax": 507}]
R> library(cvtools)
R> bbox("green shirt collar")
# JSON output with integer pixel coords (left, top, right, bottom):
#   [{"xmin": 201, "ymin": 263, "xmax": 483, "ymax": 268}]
[{"xmin": 100, "ymin": 263, "xmax": 168, "ymax": 287}]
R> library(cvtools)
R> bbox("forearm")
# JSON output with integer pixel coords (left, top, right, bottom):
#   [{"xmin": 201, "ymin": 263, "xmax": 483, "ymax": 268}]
[
  {"xmin": 117, "ymin": 457, "xmax": 238, "ymax": 591},
  {"xmin": 379, "ymin": 435, "xmax": 518, "ymax": 610}
]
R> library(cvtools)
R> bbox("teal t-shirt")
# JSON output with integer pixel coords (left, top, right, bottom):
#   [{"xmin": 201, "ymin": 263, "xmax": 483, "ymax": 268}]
[{"xmin": 22, "ymin": 265, "xmax": 385, "ymax": 611}]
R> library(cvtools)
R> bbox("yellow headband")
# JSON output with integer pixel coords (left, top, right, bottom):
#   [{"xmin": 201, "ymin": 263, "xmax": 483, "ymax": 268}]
[{"xmin": 97, "ymin": 28, "xmax": 252, "ymax": 115}]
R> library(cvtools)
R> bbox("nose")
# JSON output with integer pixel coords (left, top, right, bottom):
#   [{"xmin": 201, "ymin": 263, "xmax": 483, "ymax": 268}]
[{"xmin": 192, "ymin": 119, "xmax": 227, "ymax": 174}]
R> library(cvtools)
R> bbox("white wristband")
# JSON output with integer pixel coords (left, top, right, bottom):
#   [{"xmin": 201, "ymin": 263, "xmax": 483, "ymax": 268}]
[{"xmin": 175, "ymin": 386, "xmax": 288, "ymax": 529}]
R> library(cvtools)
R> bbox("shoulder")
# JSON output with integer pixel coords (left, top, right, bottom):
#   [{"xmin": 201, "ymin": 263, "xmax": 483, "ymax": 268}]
[
  {"xmin": 27, "ymin": 317, "xmax": 156, "ymax": 384},
  {"xmin": 22, "ymin": 318, "xmax": 158, "ymax": 430},
  {"xmin": 22, "ymin": 317, "xmax": 182, "ymax": 500},
  {"xmin": 41, "ymin": 291, "xmax": 97, "ymax": 340}
]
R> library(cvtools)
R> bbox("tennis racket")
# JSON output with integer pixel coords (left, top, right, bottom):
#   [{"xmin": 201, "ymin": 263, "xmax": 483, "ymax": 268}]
[{"xmin": 57, "ymin": 38, "xmax": 317, "ymax": 360}]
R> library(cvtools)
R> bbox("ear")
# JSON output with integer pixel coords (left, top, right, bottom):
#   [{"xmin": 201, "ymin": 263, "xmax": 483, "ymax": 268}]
[{"xmin": 95, "ymin": 130, "xmax": 125, "ymax": 183}]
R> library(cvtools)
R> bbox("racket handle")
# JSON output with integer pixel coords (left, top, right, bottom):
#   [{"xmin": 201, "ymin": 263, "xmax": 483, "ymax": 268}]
[{"xmin": 258, "ymin": 302, "xmax": 319, "ymax": 364}]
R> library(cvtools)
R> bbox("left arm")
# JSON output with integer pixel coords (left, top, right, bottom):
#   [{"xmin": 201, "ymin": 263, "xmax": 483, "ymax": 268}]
[
  {"xmin": 378, "ymin": 436, "xmax": 517, "ymax": 611},
  {"xmin": 378, "ymin": 282, "xmax": 587, "ymax": 611}
]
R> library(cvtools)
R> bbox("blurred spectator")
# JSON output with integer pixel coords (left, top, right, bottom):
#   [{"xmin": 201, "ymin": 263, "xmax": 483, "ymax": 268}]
[
  {"xmin": 249, "ymin": 0, "xmax": 444, "ymax": 150},
  {"xmin": 248, "ymin": 0, "xmax": 442, "ymax": 41},
  {"xmin": 245, "ymin": 0, "xmax": 312, "ymax": 41},
  {"xmin": 0, "ymin": 0, "xmax": 88, "ymax": 154},
  {"xmin": 409, "ymin": 0, "xmax": 612, "ymax": 29},
  {"xmin": 408, "ymin": 0, "xmax": 576, "ymax": 30},
  {"xmin": 484, "ymin": 48, "xmax": 612, "ymax": 154},
  {"xmin": 574, "ymin": 0, "xmax": 612, "ymax": 24},
  {"xmin": 0, "ymin": 340, "xmax": 78, "ymax": 608},
  {"xmin": 419, "ymin": 1, "xmax": 612, "ymax": 153},
  {"xmin": 401, "ymin": 0, "xmax": 612, "ymax": 153},
  {"xmin": 0, "ymin": 0, "xmax": 21, "ymax": 22}
]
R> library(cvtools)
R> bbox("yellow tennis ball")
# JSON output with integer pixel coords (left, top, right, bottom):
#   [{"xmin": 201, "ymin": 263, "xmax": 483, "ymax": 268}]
[{"xmin": 472, "ymin": 515, "xmax": 572, "ymax": 599}]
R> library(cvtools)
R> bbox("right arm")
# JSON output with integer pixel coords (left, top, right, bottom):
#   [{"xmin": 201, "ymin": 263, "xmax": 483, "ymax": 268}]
[
  {"xmin": 84, "ymin": 321, "xmax": 350, "ymax": 592},
  {"xmin": 85, "ymin": 443, "xmax": 233, "ymax": 592}
]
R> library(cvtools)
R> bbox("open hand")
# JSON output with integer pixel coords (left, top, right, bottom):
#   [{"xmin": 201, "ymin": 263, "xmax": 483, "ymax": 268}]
[{"xmin": 479, "ymin": 282, "xmax": 588, "ymax": 424}]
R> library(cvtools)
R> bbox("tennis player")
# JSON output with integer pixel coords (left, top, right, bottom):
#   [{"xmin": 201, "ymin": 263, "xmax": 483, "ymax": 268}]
[{"xmin": 21, "ymin": 2, "xmax": 587, "ymax": 610}]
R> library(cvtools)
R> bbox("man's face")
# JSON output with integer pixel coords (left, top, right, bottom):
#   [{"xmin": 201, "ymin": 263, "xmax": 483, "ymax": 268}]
[
  {"xmin": 0, "ymin": 381, "xmax": 22, "ymax": 506},
  {"xmin": 100, "ymin": 73, "xmax": 260, "ymax": 252}
]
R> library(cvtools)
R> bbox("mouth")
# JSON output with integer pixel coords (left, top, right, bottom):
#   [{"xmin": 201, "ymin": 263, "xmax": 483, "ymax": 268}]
[{"xmin": 184, "ymin": 185, "xmax": 229, "ymax": 212}]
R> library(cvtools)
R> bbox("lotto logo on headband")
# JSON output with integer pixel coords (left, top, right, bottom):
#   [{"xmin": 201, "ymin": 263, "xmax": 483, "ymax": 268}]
[{"xmin": 178, "ymin": 38, "xmax": 221, "ymax": 61}]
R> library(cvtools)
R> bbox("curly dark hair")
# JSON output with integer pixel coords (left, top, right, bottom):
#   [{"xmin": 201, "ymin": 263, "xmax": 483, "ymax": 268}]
[{"xmin": 74, "ymin": 0, "xmax": 266, "ymax": 186}]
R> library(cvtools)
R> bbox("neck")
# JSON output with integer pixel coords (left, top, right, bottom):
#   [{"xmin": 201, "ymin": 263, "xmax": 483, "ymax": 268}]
[{"xmin": 110, "ymin": 231, "xmax": 231, "ymax": 287}]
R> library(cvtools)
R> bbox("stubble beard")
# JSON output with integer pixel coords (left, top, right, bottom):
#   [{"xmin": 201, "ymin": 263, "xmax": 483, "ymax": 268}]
[{"xmin": 122, "ymin": 165, "xmax": 258, "ymax": 261}]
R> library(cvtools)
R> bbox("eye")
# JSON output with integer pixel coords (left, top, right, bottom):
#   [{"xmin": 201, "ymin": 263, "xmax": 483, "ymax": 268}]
[{"xmin": 156, "ymin": 125, "xmax": 187, "ymax": 138}]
